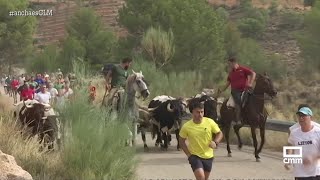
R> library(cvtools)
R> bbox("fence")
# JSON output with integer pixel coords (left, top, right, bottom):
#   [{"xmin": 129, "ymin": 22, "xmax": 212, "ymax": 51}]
[{"xmin": 242, "ymin": 119, "xmax": 296, "ymax": 133}]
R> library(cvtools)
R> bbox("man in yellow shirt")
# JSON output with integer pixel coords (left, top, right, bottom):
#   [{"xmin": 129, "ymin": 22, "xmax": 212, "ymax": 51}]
[{"xmin": 179, "ymin": 99, "xmax": 223, "ymax": 180}]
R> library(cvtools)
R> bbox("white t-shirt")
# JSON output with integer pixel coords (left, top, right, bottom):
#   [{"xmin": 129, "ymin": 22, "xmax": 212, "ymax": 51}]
[
  {"xmin": 288, "ymin": 126, "xmax": 320, "ymax": 177},
  {"xmin": 290, "ymin": 121, "xmax": 320, "ymax": 132},
  {"xmin": 48, "ymin": 88, "xmax": 58, "ymax": 98},
  {"xmin": 34, "ymin": 92, "xmax": 51, "ymax": 104}
]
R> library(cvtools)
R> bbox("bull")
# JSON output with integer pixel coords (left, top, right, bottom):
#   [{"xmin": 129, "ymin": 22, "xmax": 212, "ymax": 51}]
[
  {"xmin": 187, "ymin": 94, "xmax": 219, "ymax": 122},
  {"xmin": 139, "ymin": 95, "xmax": 187, "ymax": 151},
  {"xmin": 13, "ymin": 100, "xmax": 59, "ymax": 151}
]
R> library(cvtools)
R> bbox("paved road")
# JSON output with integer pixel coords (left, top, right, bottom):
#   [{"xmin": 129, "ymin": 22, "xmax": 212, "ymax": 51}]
[{"xmin": 136, "ymin": 133, "xmax": 294, "ymax": 180}]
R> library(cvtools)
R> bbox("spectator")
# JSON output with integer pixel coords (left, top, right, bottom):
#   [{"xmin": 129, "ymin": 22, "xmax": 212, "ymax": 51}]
[{"xmin": 285, "ymin": 106, "xmax": 320, "ymax": 180}]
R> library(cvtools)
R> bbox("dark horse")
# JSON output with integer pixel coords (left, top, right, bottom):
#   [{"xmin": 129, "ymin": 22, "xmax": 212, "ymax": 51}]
[{"xmin": 219, "ymin": 73, "xmax": 277, "ymax": 162}]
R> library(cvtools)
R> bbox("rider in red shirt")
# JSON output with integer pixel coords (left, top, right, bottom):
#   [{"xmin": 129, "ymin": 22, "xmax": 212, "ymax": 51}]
[{"xmin": 218, "ymin": 57, "xmax": 256, "ymax": 124}]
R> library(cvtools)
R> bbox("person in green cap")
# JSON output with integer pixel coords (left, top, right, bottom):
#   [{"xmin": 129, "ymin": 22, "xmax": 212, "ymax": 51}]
[{"xmin": 103, "ymin": 57, "xmax": 133, "ymax": 109}]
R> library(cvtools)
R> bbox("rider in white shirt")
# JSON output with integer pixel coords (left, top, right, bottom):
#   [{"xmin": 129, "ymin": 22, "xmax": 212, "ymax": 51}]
[
  {"xmin": 286, "ymin": 106, "xmax": 320, "ymax": 179},
  {"xmin": 34, "ymin": 84, "xmax": 51, "ymax": 104}
]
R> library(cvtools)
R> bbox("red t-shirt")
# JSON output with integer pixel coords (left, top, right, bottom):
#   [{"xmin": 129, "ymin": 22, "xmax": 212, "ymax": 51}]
[
  {"xmin": 11, "ymin": 80, "xmax": 19, "ymax": 90},
  {"xmin": 227, "ymin": 65, "xmax": 253, "ymax": 91},
  {"xmin": 21, "ymin": 88, "xmax": 34, "ymax": 100}
]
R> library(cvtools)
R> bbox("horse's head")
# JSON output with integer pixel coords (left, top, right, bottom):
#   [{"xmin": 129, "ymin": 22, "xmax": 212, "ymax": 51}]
[
  {"xmin": 255, "ymin": 73, "xmax": 277, "ymax": 98},
  {"xmin": 131, "ymin": 70, "xmax": 150, "ymax": 99}
]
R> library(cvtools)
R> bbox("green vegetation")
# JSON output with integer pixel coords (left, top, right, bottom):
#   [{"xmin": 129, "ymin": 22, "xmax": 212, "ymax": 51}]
[
  {"xmin": 0, "ymin": 0, "xmax": 36, "ymax": 73},
  {"xmin": 0, "ymin": 61, "xmax": 137, "ymax": 180},
  {"xmin": 27, "ymin": 7, "xmax": 117, "ymax": 73},
  {"xmin": 118, "ymin": 0, "xmax": 226, "ymax": 73},
  {"xmin": 141, "ymin": 26, "xmax": 175, "ymax": 69},
  {"xmin": 297, "ymin": 1, "xmax": 320, "ymax": 74}
]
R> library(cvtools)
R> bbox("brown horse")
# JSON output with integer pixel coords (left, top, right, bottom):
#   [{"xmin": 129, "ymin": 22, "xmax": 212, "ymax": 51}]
[{"xmin": 219, "ymin": 73, "xmax": 277, "ymax": 162}]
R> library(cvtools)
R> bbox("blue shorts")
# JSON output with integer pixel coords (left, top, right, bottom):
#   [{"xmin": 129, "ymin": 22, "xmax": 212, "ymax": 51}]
[{"xmin": 188, "ymin": 154, "xmax": 214, "ymax": 172}]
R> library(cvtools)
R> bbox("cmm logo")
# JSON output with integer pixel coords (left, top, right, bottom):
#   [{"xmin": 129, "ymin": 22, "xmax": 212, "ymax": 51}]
[{"xmin": 283, "ymin": 146, "xmax": 303, "ymax": 164}]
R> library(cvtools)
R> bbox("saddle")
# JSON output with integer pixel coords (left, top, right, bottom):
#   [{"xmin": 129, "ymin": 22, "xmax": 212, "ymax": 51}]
[{"xmin": 226, "ymin": 91, "xmax": 250, "ymax": 109}]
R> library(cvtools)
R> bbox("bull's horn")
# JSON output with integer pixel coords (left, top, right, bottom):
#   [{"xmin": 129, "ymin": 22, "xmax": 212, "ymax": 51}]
[
  {"xmin": 132, "ymin": 69, "xmax": 137, "ymax": 74},
  {"xmin": 167, "ymin": 103, "xmax": 174, "ymax": 112},
  {"xmin": 23, "ymin": 100, "xmax": 33, "ymax": 108},
  {"xmin": 147, "ymin": 107, "xmax": 158, "ymax": 112}
]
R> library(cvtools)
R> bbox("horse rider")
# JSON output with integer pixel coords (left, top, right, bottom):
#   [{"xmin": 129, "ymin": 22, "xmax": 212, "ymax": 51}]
[
  {"xmin": 218, "ymin": 57, "xmax": 256, "ymax": 124},
  {"xmin": 103, "ymin": 57, "xmax": 133, "ymax": 110}
]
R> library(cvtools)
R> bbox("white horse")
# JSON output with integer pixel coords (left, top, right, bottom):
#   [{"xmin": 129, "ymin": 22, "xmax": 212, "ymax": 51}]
[{"xmin": 106, "ymin": 70, "xmax": 150, "ymax": 146}]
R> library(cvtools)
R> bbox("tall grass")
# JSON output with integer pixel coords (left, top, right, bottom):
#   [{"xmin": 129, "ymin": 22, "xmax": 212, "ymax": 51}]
[
  {"xmin": 56, "ymin": 60, "xmax": 138, "ymax": 180},
  {"xmin": 0, "ymin": 60, "xmax": 138, "ymax": 180}
]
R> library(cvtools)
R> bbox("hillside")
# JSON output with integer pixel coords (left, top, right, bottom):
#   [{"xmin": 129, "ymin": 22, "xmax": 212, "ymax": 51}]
[
  {"xmin": 32, "ymin": 0, "xmax": 125, "ymax": 48},
  {"xmin": 31, "ymin": 0, "xmax": 309, "ymax": 48}
]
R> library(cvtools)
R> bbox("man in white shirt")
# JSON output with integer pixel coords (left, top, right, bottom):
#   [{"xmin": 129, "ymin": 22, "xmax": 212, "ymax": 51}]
[
  {"xmin": 286, "ymin": 106, "xmax": 320, "ymax": 180},
  {"xmin": 34, "ymin": 84, "xmax": 51, "ymax": 104},
  {"xmin": 289, "ymin": 104, "xmax": 320, "ymax": 133}
]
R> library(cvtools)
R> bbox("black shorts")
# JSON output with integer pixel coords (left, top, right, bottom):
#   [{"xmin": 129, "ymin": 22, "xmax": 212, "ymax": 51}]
[
  {"xmin": 295, "ymin": 176, "xmax": 320, "ymax": 180},
  {"xmin": 188, "ymin": 154, "xmax": 214, "ymax": 172}
]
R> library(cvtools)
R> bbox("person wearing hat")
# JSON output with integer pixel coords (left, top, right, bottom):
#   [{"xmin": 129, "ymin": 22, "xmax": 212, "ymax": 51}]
[
  {"xmin": 285, "ymin": 106, "xmax": 320, "ymax": 179},
  {"xmin": 289, "ymin": 104, "xmax": 320, "ymax": 134}
]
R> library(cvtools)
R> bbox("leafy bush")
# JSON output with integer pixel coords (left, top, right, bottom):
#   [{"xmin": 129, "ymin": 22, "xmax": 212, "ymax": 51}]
[
  {"xmin": 118, "ymin": 0, "xmax": 226, "ymax": 72},
  {"xmin": 27, "ymin": 44, "xmax": 60, "ymax": 73},
  {"xmin": 141, "ymin": 26, "xmax": 175, "ymax": 69},
  {"xmin": 304, "ymin": 0, "xmax": 316, "ymax": 7},
  {"xmin": 279, "ymin": 10, "xmax": 304, "ymax": 29},
  {"xmin": 297, "ymin": 2, "xmax": 320, "ymax": 74},
  {"xmin": 237, "ymin": 38, "xmax": 286, "ymax": 79},
  {"xmin": 238, "ymin": 18, "xmax": 265, "ymax": 38},
  {"xmin": 216, "ymin": 7, "xmax": 230, "ymax": 20}
]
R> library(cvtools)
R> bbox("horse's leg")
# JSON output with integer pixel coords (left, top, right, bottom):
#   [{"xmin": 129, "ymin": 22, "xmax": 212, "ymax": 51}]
[
  {"xmin": 250, "ymin": 126, "xmax": 260, "ymax": 162},
  {"xmin": 257, "ymin": 123, "xmax": 266, "ymax": 157},
  {"xmin": 224, "ymin": 122, "xmax": 232, "ymax": 157},
  {"xmin": 131, "ymin": 121, "xmax": 137, "ymax": 146},
  {"xmin": 141, "ymin": 127, "xmax": 148, "ymax": 151},
  {"xmin": 175, "ymin": 128, "xmax": 180, "ymax": 151},
  {"xmin": 233, "ymin": 123, "xmax": 244, "ymax": 150}
]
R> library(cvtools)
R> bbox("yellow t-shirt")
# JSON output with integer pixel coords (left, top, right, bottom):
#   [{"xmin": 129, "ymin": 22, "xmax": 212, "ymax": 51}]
[{"xmin": 179, "ymin": 117, "xmax": 221, "ymax": 159}]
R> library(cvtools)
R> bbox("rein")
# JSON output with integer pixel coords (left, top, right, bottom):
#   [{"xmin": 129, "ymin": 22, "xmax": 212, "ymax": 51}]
[{"xmin": 251, "ymin": 93, "xmax": 274, "ymax": 101}]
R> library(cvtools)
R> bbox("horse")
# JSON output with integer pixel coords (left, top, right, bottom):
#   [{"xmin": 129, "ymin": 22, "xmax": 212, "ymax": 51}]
[
  {"xmin": 219, "ymin": 73, "xmax": 277, "ymax": 162},
  {"xmin": 104, "ymin": 70, "xmax": 150, "ymax": 146}
]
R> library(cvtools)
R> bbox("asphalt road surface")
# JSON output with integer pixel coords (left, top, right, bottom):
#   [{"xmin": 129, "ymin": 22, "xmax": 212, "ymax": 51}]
[{"xmin": 136, "ymin": 133, "xmax": 294, "ymax": 180}]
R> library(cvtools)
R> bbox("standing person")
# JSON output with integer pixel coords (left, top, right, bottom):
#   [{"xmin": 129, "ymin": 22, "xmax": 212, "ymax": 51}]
[
  {"xmin": 285, "ymin": 106, "xmax": 320, "ymax": 180},
  {"xmin": 20, "ymin": 83, "xmax": 34, "ymax": 101},
  {"xmin": 103, "ymin": 57, "xmax": 132, "ymax": 108},
  {"xmin": 179, "ymin": 99, "xmax": 223, "ymax": 180},
  {"xmin": 217, "ymin": 57, "xmax": 256, "ymax": 124},
  {"xmin": 18, "ymin": 74, "xmax": 25, "ymax": 87},
  {"xmin": 34, "ymin": 84, "xmax": 51, "ymax": 104},
  {"xmin": 48, "ymin": 82, "xmax": 58, "ymax": 105}
]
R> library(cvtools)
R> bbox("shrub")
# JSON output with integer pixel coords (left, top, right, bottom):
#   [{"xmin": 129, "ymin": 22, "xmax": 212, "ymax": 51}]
[{"xmin": 238, "ymin": 18, "xmax": 265, "ymax": 38}]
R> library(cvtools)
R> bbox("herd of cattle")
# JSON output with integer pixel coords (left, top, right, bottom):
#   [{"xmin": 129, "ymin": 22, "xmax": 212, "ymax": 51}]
[
  {"xmin": 11, "ymin": 86, "xmax": 221, "ymax": 152},
  {"xmin": 137, "ymin": 91, "xmax": 222, "ymax": 151}
]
